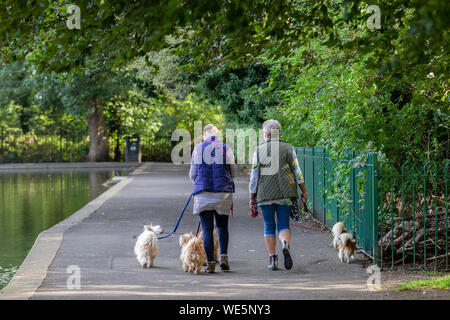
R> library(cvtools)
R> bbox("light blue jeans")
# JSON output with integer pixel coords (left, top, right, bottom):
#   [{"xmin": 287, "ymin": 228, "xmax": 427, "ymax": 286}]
[{"xmin": 260, "ymin": 204, "xmax": 291, "ymax": 237}]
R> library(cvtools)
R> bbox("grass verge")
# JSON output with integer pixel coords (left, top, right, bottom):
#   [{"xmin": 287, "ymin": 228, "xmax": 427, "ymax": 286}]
[{"xmin": 397, "ymin": 274, "xmax": 450, "ymax": 291}]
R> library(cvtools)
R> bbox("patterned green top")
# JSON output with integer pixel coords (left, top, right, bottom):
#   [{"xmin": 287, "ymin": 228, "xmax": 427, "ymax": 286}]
[{"xmin": 249, "ymin": 141, "xmax": 304, "ymax": 205}]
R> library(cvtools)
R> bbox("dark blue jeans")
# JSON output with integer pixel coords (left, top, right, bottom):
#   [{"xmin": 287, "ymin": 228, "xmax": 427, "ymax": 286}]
[{"xmin": 199, "ymin": 210, "xmax": 229, "ymax": 262}]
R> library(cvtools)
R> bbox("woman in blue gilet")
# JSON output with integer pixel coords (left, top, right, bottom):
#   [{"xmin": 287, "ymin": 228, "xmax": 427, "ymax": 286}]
[{"xmin": 189, "ymin": 124, "xmax": 236, "ymax": 273}]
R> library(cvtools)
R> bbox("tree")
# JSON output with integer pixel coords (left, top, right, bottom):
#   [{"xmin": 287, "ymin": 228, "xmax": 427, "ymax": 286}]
[
  {"xmin": 262, "ymin": 42, "xmax": 448, "ymax": 166},
  {"xmin": 1, "ymin": 1, "xmax": 448, "ymax": 164},
  {"xmin": 59, "ymin": 70, "xmax": 157, "ymax": 162},
  {"xmin": 0, "ymin": 61, "xmax": 37, "ymax": 133},
  {"xmin": 2, "ymin": 1, "xmax": 448, "ymax": 78},
  {"xmin": 0, "ymin": 60, "xmax": 152, "ymax": 161},
  {"xmin": 196, "ymin": 63, "xmax": 272, "ymax": 127}
]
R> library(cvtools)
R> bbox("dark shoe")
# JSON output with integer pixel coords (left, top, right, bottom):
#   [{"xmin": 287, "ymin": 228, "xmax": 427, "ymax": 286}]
[
  {"xmin": 219, "ymin": 254, "xmax": 230, "ymax": 271},
  {"xmin": 282, "ymin": 241, "xmax": 293, "ymax": 270},
  {"xmin": 268, "ymin": 254, "xmax": 279, "ymax": 271},
  {"xmin": 206, "ymin": 262, "xmax": 216, "ymax": 273}
]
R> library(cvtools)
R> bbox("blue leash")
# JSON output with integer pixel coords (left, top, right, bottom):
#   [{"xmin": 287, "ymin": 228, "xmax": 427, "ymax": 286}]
[{"xmin": 158, "ymin": 193, "xmax": 193, "ymax": 240}]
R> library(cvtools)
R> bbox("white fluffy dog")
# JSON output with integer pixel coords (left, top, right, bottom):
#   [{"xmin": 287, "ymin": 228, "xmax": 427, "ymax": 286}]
[
  {"xmin": 332, "ymin": 222, "xmax": 347, "ymax": 249},
  {"xmin": 179, "ymin": 233, "xmax": 206, "ymax": 275},
  {"xmin": 134, "ymin": 225, "xmax": 164, "ymax": 268}
]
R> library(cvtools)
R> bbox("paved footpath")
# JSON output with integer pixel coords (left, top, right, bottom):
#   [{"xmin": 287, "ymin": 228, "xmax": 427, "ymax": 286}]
[{"xmin": 4, "ymin": 163, "xmax": 391, "ymax": 300}]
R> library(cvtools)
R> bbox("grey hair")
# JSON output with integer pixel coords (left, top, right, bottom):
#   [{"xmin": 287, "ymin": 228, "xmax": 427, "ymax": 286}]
[
  {"xmin": 262, "ymin": 119, "xmax": 281, "ymax": 139},
  {"xmin": 203, "ymin": 123, "xmax": 219, "ymax": 137}
]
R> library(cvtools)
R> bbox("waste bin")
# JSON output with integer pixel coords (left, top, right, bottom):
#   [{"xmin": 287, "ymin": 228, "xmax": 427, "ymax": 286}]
[{"xmin": 125, "ymin": 135, "xmax": 141, "ymax": 162}]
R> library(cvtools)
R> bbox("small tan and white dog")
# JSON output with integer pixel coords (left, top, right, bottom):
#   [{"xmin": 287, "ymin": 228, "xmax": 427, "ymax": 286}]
[
  {"xmin": 179, "ymin": 232, "xmax": 195, "ymax": 249},
  {"xmin": 134, "ymin": 225, "xmax": 164, "ymax": 268},
  {"xmin": 179, "ymin": 233, "xmax": 206, "ymax": 275},
  {"xmin": 337, "ymin": 232, "xmax": 357, "ymax": 264},
  {"xmin": 331, "ymin": 222, "xmax": 347, "ymax": 249}
]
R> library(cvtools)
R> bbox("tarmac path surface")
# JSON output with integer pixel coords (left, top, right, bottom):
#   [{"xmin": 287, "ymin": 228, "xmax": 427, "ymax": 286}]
[{"xmin": 23, "ymin": 163, "xmax": 384, "ymax": 299}]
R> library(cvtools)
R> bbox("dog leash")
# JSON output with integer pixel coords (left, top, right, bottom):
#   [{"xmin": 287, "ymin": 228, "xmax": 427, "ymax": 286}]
[
  {"xmin": 158, "ymin": 193, "xmax": 193, "ymax": 240},
  {"xmin": 290, "ymin": 223, "xmax": 330, "ymax": 233},
  {"xmin": 289, "ymin": 198, "xmax": 329, "ymax": 232},
  {"xmin": 195, "ymin": 221, "xmax": 201, "ymax": 237}
]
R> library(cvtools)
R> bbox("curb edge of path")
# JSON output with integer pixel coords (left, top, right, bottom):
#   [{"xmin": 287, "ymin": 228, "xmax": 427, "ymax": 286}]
[{"xmin": 0, "ymin": 163, "xmax": 148, "ymax": 300}]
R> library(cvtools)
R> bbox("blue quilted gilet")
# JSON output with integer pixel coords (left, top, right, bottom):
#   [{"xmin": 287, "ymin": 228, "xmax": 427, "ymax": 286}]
[{"xmin": 192, "ymin": 136, "xmax": 235, "ymax": 195}]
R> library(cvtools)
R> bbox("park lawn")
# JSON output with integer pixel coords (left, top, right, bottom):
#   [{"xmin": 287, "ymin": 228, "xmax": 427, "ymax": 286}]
[{"xmin": 397, "ymin": 274, "xmax": 450, "ymax": 291}]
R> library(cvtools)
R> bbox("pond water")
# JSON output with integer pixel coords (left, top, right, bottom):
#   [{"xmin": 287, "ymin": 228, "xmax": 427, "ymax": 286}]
[{"xmin": 0, "ymin": 168, "xmax": 132, "ymax": 289}]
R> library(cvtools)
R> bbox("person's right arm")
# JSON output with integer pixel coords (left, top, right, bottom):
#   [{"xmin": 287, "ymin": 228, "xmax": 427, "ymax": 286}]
[
  {"xmin": 290, "ymin": 146, "xmax": 307, "ymax": 202},
  {"xmin": 249, "ymin": 149, "xmax": 258, "ymax": 207}
]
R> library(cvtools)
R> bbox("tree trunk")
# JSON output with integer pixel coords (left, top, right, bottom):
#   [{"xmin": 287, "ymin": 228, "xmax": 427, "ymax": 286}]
[{"xmin": 86, "ymin": 101, "xmax": 109, "ymax": 162}]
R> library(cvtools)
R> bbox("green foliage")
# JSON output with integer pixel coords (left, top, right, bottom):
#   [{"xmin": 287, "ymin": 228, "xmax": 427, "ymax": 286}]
[
  {"xmin": 170, "ymin": 0, "xmax": 449, "ymax": 167},
  {"xmin": 263, "ymin": 43, "xmax": 448, "ymax": 167},
  {"xmin": 0, "ymin": 50, "xmax": 222, "ymax": 162},
  {"xmin": 0, "ymin": 131, "xmax": 89, "ymax": 163},
  {"xmin": 0, "ymin": 61, "xmax": 37, "ymax": 132},
  {"xmin": 197, "ymin": 63, "xmax": 272, "ymax": 127},
  {"xmin": 0, "ymin": 0, "xmax": 448, "ymax": 166},
  {"xmin": 127, "ymin": 52, "xmax": 224, "ymax": 137}
]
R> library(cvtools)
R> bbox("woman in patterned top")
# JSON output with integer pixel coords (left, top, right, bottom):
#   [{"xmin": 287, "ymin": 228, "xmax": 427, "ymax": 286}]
[{"xmin": 249, "ymin": 119, "xmax": 307, "ymax": 271}]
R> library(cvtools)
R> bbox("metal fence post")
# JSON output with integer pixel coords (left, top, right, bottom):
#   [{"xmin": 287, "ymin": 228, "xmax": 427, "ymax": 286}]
[
  {"xmin": 445, "ymin": 163, "xmax": 449, "ymax": 270},
  {"xmin": 368, "ymin": 153, "xmax": 379, "ymax": 266},
  {"xmin": 294, "ymin": 146, "xmax": 449, "ymax": 270}
]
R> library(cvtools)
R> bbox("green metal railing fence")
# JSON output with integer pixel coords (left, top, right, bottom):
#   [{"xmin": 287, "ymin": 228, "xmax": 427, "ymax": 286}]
[
  {"xmin": 295, "ymin": 147, "xmax": 379, "ymax": 261},
  {"xmin": 0, "ymin": 129, "xmax": 90, "ymax": 163},
  {"xmin": 141, "ymin": 135, "xmax": 173, "ymax": 162},
  {"xmin": 0, "ymin": 129, "xmax": 173, "ymax": 163},
  {"xmin": 295, "ymin": 147, "xmax": 449, "ymax": 271},
  {"xmin": 378, "ymin": 162, "xmax": 449, "ymax": 271},
  {"xmin": 110, "ymin": 135, "xmax": 173, "ymax": 162}
]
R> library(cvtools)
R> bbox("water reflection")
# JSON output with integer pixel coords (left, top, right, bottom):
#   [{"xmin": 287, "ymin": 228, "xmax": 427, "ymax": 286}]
[{"xmin": 0, "ymin": 168, "xmax": 131, "ymax": 288}]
